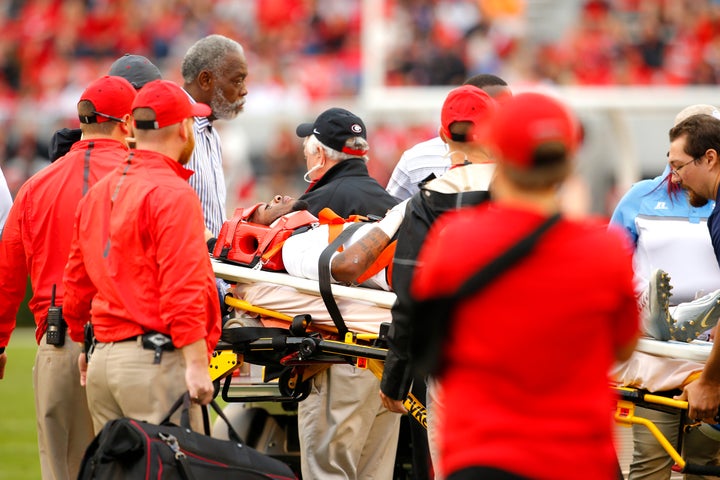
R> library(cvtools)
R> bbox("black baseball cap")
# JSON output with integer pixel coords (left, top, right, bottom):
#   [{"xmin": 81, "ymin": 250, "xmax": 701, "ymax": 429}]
[
  {"xmin": 296, "ymin": 107, "xmax": 367, "ymax": 155},
  {"xmin": 108, "ymin": 54, "xmax": 162, "ymax": 90}
]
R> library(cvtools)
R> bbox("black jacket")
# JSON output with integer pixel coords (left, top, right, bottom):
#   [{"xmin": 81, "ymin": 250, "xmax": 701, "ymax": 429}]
[
  {"xmin": 380, "ymin": 186, "xmax": 490, "ymax": 400},
  {"xmin": 49, "ymin": 128, "xmax": 82, "ymax": 162},
  {"xmin": 299, "ymin": 158, "xmax": 397, "ymax": 218}
]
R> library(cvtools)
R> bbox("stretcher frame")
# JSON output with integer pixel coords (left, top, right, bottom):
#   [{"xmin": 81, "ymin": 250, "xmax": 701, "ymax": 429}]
[
  {"xmin": 614, "ymin": 338, "xmax": 720, "ymax": 476},
  {"xmin": 210, "ymin": 260, "xmax": 427, "ymax": 428},
  {"xmin": 614, "ymin": 385, "xmax": 720, "ymax": 476},
  {"xmin": 210, "ymin": 260, "xmax": 719, "ymax": 474}
]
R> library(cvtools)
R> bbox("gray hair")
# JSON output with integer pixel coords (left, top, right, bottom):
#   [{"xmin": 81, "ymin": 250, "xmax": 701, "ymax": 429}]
[
  {"xmin": 181, "ymin": 34, "xmax": 244, "ymax": 83},
  {"xmin": 306, "ymin": 134, "xmax": 369, "ymax": 162}
]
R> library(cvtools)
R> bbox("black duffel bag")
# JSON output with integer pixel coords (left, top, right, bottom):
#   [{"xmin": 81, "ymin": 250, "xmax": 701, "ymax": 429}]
[{"xmin": 78, "ymin": 392, "xmax": 297, "ymax": 479}]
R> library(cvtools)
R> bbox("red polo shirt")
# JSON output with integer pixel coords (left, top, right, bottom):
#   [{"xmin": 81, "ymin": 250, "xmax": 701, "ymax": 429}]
[
  {"xmin": 412, "ymin": 203, "xmax": 638, "ymax": 480},
  {"xmin": 0, "ymin": 139, "xmax": 128, "ymax": 346},
  {"xmin": 63, "ymin": 150, "xmax": 220, "ymax": 356}
]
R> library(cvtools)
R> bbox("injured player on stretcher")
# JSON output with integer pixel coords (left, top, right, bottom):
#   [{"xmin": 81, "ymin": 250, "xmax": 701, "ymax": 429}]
[{"xmin": 214, "ymin": 193, "xmax": 410, "ymax": 333}]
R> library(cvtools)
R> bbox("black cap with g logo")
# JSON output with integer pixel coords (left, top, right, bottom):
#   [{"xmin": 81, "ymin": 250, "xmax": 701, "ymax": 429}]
[{"xmin": 296, "ymin": 107, "xmax": 367, "ymax": 155}]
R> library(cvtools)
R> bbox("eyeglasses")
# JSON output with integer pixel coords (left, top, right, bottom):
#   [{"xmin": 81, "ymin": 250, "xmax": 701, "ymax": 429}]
[{"xmin": 670, "ymin": 157, "xmax": 698, "ymax": 178}]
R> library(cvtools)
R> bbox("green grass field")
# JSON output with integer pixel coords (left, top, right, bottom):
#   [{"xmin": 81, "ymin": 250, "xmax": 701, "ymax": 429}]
[
  {"xmin": 0, "ymin": 327, "xmax": 231, "ymax": 480},
  {"xmin": 0, "ymin": 325, "xmax": 236, "ymax": 479},
  {"xmin": 0, "ymin": 327, "xmax": 41, "ymax": 479}
]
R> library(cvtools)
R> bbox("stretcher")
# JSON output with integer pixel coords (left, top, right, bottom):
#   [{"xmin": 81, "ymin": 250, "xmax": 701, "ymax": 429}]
[
  {"xmin": 614, "ymin": 338, "xmax": 720, "ymax": 476},
  {"xmin": 209, "ymin": 260, "xmax": 720, "ymax": 476},
  {"xmin": 209, "ymin": 259, "xmax": 427, "ymax": 428}
]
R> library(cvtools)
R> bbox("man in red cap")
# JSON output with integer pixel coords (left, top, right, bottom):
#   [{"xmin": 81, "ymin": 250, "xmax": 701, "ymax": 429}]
[
  {"xmin": 49, "ymin": 53, "xmax": 163, "ymax": 162},
  {"xmin": 379, "ymin": 84, "xmax": 499, "ymax": 476},
  {"xmin": 411, "ymin": 92, "xmax": 639, "ymax": 480},
  {"xmin": 63, "ymin": 80, "xmax": 222, "ymax": 434},
  {"xmin": 0, "ymin": 75, "xmax": 137, "ymax": 480},
  {"xmin": 386, "ymin": 73, "xmax": 511, "ymax": 202}
]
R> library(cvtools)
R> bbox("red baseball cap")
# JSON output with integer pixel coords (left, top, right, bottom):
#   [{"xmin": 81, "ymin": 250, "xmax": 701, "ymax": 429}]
[
  {"xmin": 484, "ymin": 92, "xmax": 580, "ymax": 170},
  {"xmin": 440, "ymin": 85, "xmax": 497, "ymax": 142},
  {"xmin": 132, "ymin": 79, "xmax": 211, "ymax": 129},
  {"xmin": 78, "ymin": 75, "xmax": 136, "ymax": 124}
]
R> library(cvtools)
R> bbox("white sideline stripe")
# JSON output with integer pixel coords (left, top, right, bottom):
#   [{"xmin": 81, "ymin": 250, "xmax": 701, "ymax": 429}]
[{"xmin": 212, "ymin": 259, "xmax": 397, "ymax": 309}]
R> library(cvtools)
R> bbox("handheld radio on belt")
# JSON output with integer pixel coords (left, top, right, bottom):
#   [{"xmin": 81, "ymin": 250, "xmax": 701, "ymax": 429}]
[{"xmin": 46, "ymin": 284, "xmax": 66, "ymax": 346}]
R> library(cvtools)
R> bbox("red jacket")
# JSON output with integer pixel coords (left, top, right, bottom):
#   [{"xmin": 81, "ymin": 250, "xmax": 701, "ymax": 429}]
[
  {"xmin": 0, "ymin": 139, "xmax": 128, "ymax": 346},
  {"xmin": 63, "ymin": 150, "xmax": 220, "ymax": 356}
]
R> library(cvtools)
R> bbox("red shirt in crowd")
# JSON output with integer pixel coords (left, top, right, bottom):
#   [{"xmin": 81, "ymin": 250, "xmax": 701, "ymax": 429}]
[
  {"xmin": 412, "ymin": 203, "xmax": 639, "ymax": 480},
  {"xmin": 63, "ymin": 150, "xmax": 220, "ymax": 357},
  {"xmin": 0, "ymin": 138, "xmax": 129, "ymax": 346}
]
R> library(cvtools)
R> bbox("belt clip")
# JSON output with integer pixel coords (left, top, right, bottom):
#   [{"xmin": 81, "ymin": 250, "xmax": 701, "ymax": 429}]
[{"xmin": 143, "ymin": 332, "xmax": 172, "ymax": 364}]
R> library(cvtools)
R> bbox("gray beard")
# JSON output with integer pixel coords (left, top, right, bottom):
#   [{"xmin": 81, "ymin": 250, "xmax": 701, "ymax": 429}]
[{"xmin": 211, "ymin": 86, "xmax": 242, "ymax": 120}]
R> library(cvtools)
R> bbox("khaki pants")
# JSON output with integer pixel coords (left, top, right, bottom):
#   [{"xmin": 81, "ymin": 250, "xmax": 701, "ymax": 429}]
[
  {"xmin": 630, "ymin": 406, "xmax": 720, "ymax": 480},
  {"xmin": 86, "ymin": 338, "xmax": 202, "ymax": 434},
  {"xmin": 33, "ymin": 332, "xmax": 94, "ymax": 480},
  {"xmin": 426, "ymin": 377, "xmax": 443, "ymax": 480},
  {"xmin": 298, "ymin": 363, "xmax": 401, "ymax": 479}
]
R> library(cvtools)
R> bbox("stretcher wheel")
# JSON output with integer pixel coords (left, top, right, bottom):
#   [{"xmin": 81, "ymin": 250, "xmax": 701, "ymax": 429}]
[{"xmin": 278, "ymin": 369, "xmax": 311, "ymax": 402}]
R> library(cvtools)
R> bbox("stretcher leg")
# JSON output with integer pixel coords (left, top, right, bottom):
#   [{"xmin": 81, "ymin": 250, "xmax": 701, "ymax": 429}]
[{"xmin": 614, "ymin": 386, "xmax": 720, "ymax": 476}]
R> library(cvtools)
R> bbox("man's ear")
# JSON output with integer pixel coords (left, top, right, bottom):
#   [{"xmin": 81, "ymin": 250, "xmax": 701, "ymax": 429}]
[
  {"xmin": 119, "ymin": 114, "xmax": 133, "ymax": 135},
  {"xmin": 179, "ymin": 119, "xmax": 191, "ymax": 142},
  {"xmin": 707, "ymin": 148, "xmax": 719, "ymax": 170},
  {"xmin": 197, "ymin": 70, "xmax": 214, "ymax": 92}
]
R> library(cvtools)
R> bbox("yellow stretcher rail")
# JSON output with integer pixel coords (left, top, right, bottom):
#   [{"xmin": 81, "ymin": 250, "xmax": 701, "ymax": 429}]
[
  {"xmin": 225, "ymin": 296, "xmax": 292, "ymax": 322},
  {"xmin": 615, "ymin": 399, "xmax": 685, "ymax": 468}
]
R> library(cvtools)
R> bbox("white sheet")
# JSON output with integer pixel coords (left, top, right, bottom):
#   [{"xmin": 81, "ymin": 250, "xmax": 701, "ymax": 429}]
[
  {"xmin": 235, "ymin": 282, "xmax": 389, "ymax": 335},
  {"xmin": 612, "ymin": 338, "xmax": 713, "ymax": 392},
  {"xmin": 212, "ymin": 259, "xmax": 396, "ymax": 308}
]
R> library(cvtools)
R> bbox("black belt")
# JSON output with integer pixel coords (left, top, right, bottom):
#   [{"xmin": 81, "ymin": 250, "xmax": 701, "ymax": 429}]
[{"xmin": 118, "ymin": 332, "xmax": 174, "ymax": 364}]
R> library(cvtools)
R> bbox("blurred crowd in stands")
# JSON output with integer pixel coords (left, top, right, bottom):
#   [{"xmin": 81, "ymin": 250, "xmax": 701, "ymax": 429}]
[{"xmin": 2, "ymin": 0, "xmax": 720, "ymax": 207}]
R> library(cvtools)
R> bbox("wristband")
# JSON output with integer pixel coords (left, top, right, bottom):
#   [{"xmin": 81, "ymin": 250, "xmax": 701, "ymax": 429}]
[
  {"xmin": 0, "ymin": 346, "xmax": 5, "ymax": 354},
  {"xmin": 376, "ymin": 199, "xmax": 409, "ymax": 238}
]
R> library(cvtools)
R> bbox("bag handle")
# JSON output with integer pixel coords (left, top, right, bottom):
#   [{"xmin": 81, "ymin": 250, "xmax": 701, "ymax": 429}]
[{"xmin": 162, "ymin": 392, "xmax": 246, "ymax": 444}]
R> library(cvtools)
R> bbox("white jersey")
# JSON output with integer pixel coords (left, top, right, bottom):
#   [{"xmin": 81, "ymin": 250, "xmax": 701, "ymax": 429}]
[
  {"xmin": 385, "ymin": 136, "xmax": 449, "ymax": 201},
  {"xmin": 634, "ymin": 215, "xmax": 720, "ymax": 303},
  {"xmin": 282, "ymin": 222, "xmax": 390, "ymax": 291},
  {"xmin": 281, "ymin": 200, "xmax": 411, "ymax": 291}
]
